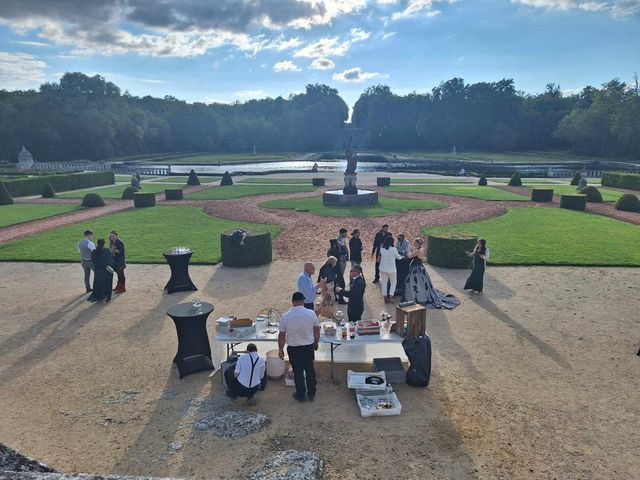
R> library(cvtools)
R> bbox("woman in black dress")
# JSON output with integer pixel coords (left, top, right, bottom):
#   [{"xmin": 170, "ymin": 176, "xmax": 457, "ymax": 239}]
[
  {"xmin": 464, "ymin": 239, "xmax": 489, "ymax": 294},
  {"xmin": 87, "ymin": 238, "xmax": 114, "ymax": 303}
]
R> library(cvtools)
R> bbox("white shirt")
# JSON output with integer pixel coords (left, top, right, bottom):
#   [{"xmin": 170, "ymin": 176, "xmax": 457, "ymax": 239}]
[
  {"xmin": 235, "ymin": 352, "xmax": 265, "ymax": 388},
  {"xmin": 379, "ymin": 246, "xmax": 403, "ymax": 273},
  {"xmin": 77, "ymin": 238, "xmax": 96, "ymax": 261},
  {"xmin": 279, "ymin": 305, "xmax": 320, "ymax": 347}
]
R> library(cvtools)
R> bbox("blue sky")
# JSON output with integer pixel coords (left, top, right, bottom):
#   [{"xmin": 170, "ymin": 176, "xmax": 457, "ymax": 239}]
[{"xmin": 0, "ymin": 0, "xmax": 638, "ymax": 109}]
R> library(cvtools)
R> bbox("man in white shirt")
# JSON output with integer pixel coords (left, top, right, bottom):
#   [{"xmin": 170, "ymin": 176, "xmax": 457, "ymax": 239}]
[
  {"xmin": 278, "ymin": 292, "xmax": 321, "ymax": 402},
  {"xmin": 77, "ymin": 230, "xmax": 96, "ymax": 293},
  {"xmin": 225, "ymin": 343, "xmax": 265, "ymax": 406}
]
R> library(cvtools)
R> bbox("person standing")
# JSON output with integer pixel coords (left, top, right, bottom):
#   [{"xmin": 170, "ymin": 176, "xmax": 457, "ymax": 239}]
[
  {"xmin": 336, "ymin": 265, "xmax": 366, "ymax": 322},
  {"xmin": 349, "ymin": 229, "xmax": 363, "ymax": 267},
  {"xmin": 296, "ymin": 262, "xmax": 317, "ymax": 310},
  {"xmin": 464, "ymin": 239, "xmax": 490, "ymax": 294},
  {"xmin": 395, "ymin": 233, "xmax": 411, "ymax": 297},
  {"xmin": 87, "ymin": 238, "xmax": 114, "ymax": 303},
  {"xmin": 77, "ymin": 230, "xmax": 95, "ymax": 293},
  {"xmin": 379, "ymin": 236, "xmax": 403, "ymax": 304},
  {"xmin": 278, "ymin": 292, "xmax": 321, "ymax": 402},
  {"xmin": 327, "ymin": 239, "xmax": 346, "ymax": 303},
  {"xmin": 225, "ymin": 343, "xmax": 265, "ymax": 406},
  {"xmin": 371, "ymin": 224, "xmax": 390, "ymax": 283},
  {"xmin": 336, "ymin": 228, "xmax": 350, "ymax": 275},
  {"xmin": 109, "ymin": 230, "xmax": 126, "ymax": 294}
]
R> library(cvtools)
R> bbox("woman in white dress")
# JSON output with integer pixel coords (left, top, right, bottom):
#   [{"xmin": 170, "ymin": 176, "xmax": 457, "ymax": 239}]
[{"xmin": 379, "ymin": 236, "xmax": 403, "ymax": 304}]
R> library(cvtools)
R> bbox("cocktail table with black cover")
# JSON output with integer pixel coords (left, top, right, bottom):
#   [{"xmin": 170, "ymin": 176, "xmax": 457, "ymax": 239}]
[
  {"xmin": 163, "ymin": 250, "xmax": 198, "ymax": 294},
  {"xmin": 167, "ymin": 302, "xmax": 215, "ymax": 378}
]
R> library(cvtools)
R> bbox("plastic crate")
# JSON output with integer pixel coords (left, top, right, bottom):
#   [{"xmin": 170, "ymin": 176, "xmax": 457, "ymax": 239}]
[
  {"xmin": 356, "ymin": 392, "xmax": 402, "ymax": 417},
  {"xmin": 284, "ymin": 368, "xmax": 305, "ymax": 387},
  {"xmin": 347, "ymin": 370, "xmax": 387, "ymax": 391},
  {"xmin": 373, "ymin": 357, "xmax": 405, "ymax": 384}
]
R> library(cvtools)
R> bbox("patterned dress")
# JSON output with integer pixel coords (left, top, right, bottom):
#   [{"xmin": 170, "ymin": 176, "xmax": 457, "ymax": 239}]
[{"xmin": 403, "ymin": 250, "xmax": 460, "ymax": 309}]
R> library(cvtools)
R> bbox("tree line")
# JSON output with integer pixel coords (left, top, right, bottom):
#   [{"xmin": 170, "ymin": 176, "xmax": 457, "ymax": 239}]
[{"xmin": 0, "ymin": 72, "xmax": 638, "ymax": 162}]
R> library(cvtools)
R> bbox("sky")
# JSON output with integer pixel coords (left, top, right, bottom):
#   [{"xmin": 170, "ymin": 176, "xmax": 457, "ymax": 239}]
[{"xmin": 0, "ymin": 0, "xmax": 638, "ymax": 109}]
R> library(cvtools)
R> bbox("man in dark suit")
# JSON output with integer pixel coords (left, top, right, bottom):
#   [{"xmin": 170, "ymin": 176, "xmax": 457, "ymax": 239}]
[{"xmin": 336, "ymin": 264, "xmax": 366, "ymax": 322}]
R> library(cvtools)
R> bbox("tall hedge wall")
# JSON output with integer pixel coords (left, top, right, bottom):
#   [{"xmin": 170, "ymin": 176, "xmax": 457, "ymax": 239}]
[
  {"xmin": 133, "ymin": 192, "xmax": 156, "ymax": 207},
  {"xmin": 559, "ymin": 194, "xmax": 586, "ymax": 211},
  {"xmin": 220, "ymin": 230, "xmax": 272, "ymax": 267},
  {"xmin": 3, "ymin": 171, "xmax": 115, "ymax": 197},
  {"xmin": 601, "ymin": 172, "xmax": 640, "ymax": 191},
  {"xmin": 312, "ymin": 178, "xmax": 325, "ymax": 186},
  {"xmin": 531, "ymin": 188, "xmax": 554, "ymax": 202},
  {"xmin": 377, "ymin": 177, "xmax": 391, "ymax": 186},
  {"xmin": 426, "ymin": 232, "xmax": 478, "ymax": 269}
]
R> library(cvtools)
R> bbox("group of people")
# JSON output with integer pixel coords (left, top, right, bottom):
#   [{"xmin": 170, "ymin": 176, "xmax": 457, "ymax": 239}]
[{"xmin": 77, "ymin": 230, "xmax": 127, "ymax": 303}]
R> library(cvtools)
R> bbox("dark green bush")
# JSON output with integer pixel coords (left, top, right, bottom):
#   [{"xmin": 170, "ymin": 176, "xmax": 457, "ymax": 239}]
[
  {"xmin": 312, "ymin": 178, "xmax": 325, "ymax": 186},
  {"xmin": 508, "ymin": 171, "xmax": 522, "ymax": 187},
  {"xmin": 3, "ymin": 171, "xmax": 114, "ymax": 197},
  {"xmin": 220, "ymin": 171, "xmax": 233, "ymax": 186},
  {"xmin": 601, "ymin": 172, "xmax": 640, "ymax": 191},
  {"xmin": 614, "ymin": 193, "xmax": 640, "ymax": 212},
  {"xmin": 531, "ymin": 188, "xmax": 554, "ymax": 202},
  {"xmin": 41, "ymin": 183, "xmax": 56, "ymax": 198},
  {"xmin": 570, "ymin": 171, "xmax": 582, "ymax": 186},
  {"xmin": 559, "ymin": 194, "xmax": 586, "ymax": 211},
  {"xmin": 133, "ymin": 192, "xmax": 156, "ymax": 207},
  {"xmin": 0, "ymin": 182, "xmax": 14, "ymax": 205},
  {"xmin": 81, "ymin": 193, "xmax": 105, "ymax": 207},
  {"xmin": 377, "ymin": 177, "xmax": 391, "ymax": 186},
  {"xmin": 165, "ymin": 188, "xmax": 183, "ymax": 200},
  {"xmin": 220, "ymin": 230, "xmax": 272, "ymax": 267},
  {"xmin": 121, "ymin": 186, "xmax": 138, "ymax": 199},
  {"xmin": 578, "ymin": 186, "xmax": 603, "ymax": 202},
  {"xmin": 478, "ymin": 176, "xmax": 487, "ymax": 186},
  {"xmin": 187, "ymin": 169, "xmax": 200, "ymax": 186},
  {"xmin": 426, "ymin": 232, "xmax": 478, "ymax": 269}
]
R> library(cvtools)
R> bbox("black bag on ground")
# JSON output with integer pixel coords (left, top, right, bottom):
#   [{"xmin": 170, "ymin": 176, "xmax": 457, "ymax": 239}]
[{"xmin": 402, "ymin": 335, "xmax": 432, "ymax": 387}]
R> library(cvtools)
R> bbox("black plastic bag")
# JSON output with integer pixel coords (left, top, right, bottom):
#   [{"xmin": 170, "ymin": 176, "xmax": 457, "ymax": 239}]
[{"xmin": 402, "ymin": 335, "xmax": 432, "ymax": 387}]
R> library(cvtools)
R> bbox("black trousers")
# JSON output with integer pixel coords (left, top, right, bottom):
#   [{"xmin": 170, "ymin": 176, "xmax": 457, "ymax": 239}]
[
  {"xmin": 304, "ymin": 303, "xmax": 314, "ymax": 310},
  {"xmin": 374, "ymin": 259, "xmax": 381, "ymax": 281},
  {"xmin": 287, "ymin": 343, "xmax": 316, "ymax": 397},
  {"xmin": 224, "ymin": 368, "xmax": 259, "ymax": 399}
]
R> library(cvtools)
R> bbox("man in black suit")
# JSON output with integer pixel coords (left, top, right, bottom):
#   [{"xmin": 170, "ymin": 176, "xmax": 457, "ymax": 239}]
[
  {"xmin": 371, "ymin": 224, "xmax": 390, "ymax": 283},
  {"xmin": 336, "ymin": 264, "xmax": 366, "ymax": 322}
]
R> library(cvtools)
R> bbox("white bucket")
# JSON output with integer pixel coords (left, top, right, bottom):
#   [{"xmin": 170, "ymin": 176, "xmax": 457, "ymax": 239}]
[{"xmin": 266, "ymin": 350, "xmax": 285, "ymax": 380}]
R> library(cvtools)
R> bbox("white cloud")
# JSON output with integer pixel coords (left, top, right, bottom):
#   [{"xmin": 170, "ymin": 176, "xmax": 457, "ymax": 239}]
[
  {"xmin": 273, "ymin": 60, "xmax": 302, "ymax": 72},
  {"xmin": 382, "ymin": 31, "xmax": 397, "ymax": 40},
  {"xmin": 235, "ymin": 89, "xmax": 267, "ymax": 99},
  {"xmin": 511, "ymin": 0, "xmax": 640, "ymax": 17},
  {"xmin": 272, "ymin": 36, "xmax": 304, "ymax": 51},
  {"xmin": 293, "ymin": 28, "xmax": 370, "ymax": 59},
  {"xmin": 391, "ymin": 0, "xmax": 453, "ymax": 20},
  {"xmin": 13, "ymin": 40, "xmax": 51, "ymax": 47},
  {"xmin": 377, "ymin": 0, "xmax": 400, "ymax": 4},
  {"xmin": 349, "ymin": 27, "xmax": 371, "ymax": 42},
  {"xmin": 310, "ymin": 58, "xmax": 335, "ymax": 70},
  {"xmin": 0, "ymin": 51, "xmax": 47, "ymax": 89},
  {"xmin": 332, "ymin": 67, "xmax": 381, "ymax": 83}
]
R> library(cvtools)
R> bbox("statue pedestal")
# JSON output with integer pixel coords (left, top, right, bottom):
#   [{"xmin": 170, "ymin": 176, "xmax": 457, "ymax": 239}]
[{"xmin": 343, "ymin": 173, "xmax": 358, "ymax": 195}]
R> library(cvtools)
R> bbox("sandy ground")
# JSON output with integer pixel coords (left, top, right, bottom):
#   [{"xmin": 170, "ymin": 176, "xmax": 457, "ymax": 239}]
[{"xmin": 1, "ymin": 261, "xmax": 639, "ymax": 479}]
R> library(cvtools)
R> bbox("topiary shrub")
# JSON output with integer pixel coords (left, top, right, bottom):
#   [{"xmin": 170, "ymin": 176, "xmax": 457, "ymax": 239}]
[
  {"xmin": 0, "ymin": 182, "xmax": 14, "ymax": 205},
  {"xmin": 41, "ymin": 183, "xmax": 56, "ymax": 198},
  {"xmin": 426, "ymin": 232, "xmax": 478, "ymax": 269},
  {"xmin": 82, "ymin": 192, "xmax": 105, "ymax": 207},
  {"xmin": 614, "ymin": 193, "xmax": 640, "ymax": 212},
  {"xmin": 312, "ymin": 178, "xmax": 325, "ymax": 186},
  {"xmin": 377, "ymin": 177, "xmax": 391, "ymax": 186},
  {"xmin": 531, "ymin": 188, "xmax": 554, "ymax": 202},
  {"xmin": 559, "ymin": 194, "xmax": 586, "ymax": 211},
  {"xmin": 220, "ymin": 171, "xmax": 233, "ymax": 186},
  {"xmin": 570, "ymin": 171, "xmax": 582, "ymax": 186},
  {"xmin": 165, "ymin": 188, "xmax": 183, "ymax": 200},
  {"xmin": 133, "ymin": 192, "xmax": 156, "ymax": 207},
  {"xmin": 478, "ymin": 176, "xmax": 487, "ymax": 186},
  {"xmin": 508, "ymin": 171, "xmax": 522, "ymax": 187},
  {"xmin": 220, "ymin": 230, "xmax": 273, "ymax": 267},
  {"xmin": 187, "ymin": 169, "xmax": 200, "ymax": 186},
  {"xmin": 121, "ymin": 185, "xmax": 138, "ymax": 199},
  {"xmin": 578, "ymin": 186, "xmax": 603, "ymax": 203},
  {"xmin": 601, "ymin": 172, "xmax": 640, "ymax": 191}
]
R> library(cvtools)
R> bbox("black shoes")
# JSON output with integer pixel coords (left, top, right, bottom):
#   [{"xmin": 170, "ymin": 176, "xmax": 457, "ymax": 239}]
[
  {"xmin": 226, "ymin": 390, "xmax": 237, "ymax": 400},
  {"xmin": 373, "ymin": 279, "xmax": 380, "ymax": 283},
  {"xmin": 292, "ymin": 392, "xmax": 305, "ymax": 402},
  {"xmin": 307, "ymin": 393, "xmax": 315, "ymax": 402},
  {"xmin": 86, "ymin": 288, "xmax": 93, "ymax": 293}
]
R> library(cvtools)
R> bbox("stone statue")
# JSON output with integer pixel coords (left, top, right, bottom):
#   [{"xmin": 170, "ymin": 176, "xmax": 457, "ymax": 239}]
[
  {"xmin": 343, "ymin": 142, "xmax": 358, "ymax": 195},
  {"xmin": 345, "ymin": 143, "xmax": 357, "ymax": 174},
  {"xmin": 17, "ymin": 146, "xmax": 34, "ymax": 169},
  {"xmin": 576, "ymin": 176, "xmax": 587, "ymax": 190}
]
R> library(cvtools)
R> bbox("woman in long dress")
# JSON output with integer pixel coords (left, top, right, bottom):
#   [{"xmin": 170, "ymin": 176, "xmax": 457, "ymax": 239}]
[
  {"xmin": 87, "ymin": 238, "xmax": 114, "ymax": 303},
  {"xmin": 464, "ymin": 239, "xmax": 489, "ymax": 294},
  {"xmin": 403, "ymin": 237, "xmax": 460, "ymax": 309},
  {"xmin": 317, "ymin": 256, "xmax": 338, "ymax": 318}
]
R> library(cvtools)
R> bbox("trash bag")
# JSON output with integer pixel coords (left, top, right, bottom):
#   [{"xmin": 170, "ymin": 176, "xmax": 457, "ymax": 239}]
[{"xmin": 402, "ymin": 335, "xmax": 431, "ymax": 387}]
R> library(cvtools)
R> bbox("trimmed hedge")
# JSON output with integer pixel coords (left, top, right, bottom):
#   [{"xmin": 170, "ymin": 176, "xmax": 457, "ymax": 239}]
[
  {"xmin": 578, "ymin": 186, "xmax": 603, "ymax": 203},
  {"xmin": 559, "ymin": 194, "xmax": 587, "ymax": 211},
  {"xmin": 601, "ymin": 172, "xmax": 640, "ymax": 191},
  {"xmin": 426, "ymin": 231, "xmax": 478, "ymax": 269},
  {"xmin": 508, "ymin": 171, "xmax": 522, "ymax": 187},
  {"xmin": 312, "ymin": 178, "xmax": 325, "ymax": 186},
  {"xmin": 531, "ymin": 188, "xmax": 554, "ymax": 202},
  {"xmin": 121, "ymin": 186, "xmax": 138, "ymax": 199},
  {"xmin": 133, "ymin": 192, "xmax": 156, "ymax": 208},
  {"xmin": 3, "ymin": 171, "xmax": 115, "ymax": 197},
  {"xmin": 165, "ymin": 188, "xmax": 183, "ymax": 200},
  {"xmin": 377, "ymin": 177, "xmax": 391, "ymax": 186},
  {"xmin": 0, "ymin": 182, "xmax": 14, "ymax": 205},
  {"xmin": 82, "ymin": 193, "xmax": 105, "ymax": 207},
  {"xmin": 478, "ymin": 176, "xmax": 487, "ymax": 186},
  {"xmin": 220, "ymin": 171, "xmax": 233, "ymax": 186},
  {"xmin": 570, "ymin": 171, "xmax": 582, "ymax": 186},
  {"xmin": 41, "ymin": 183, "xmax": 56, "ymax": 199},
  {"xmin": 187, "ymin": 169, "xmax": 200, "ymax": 186},
  {"xmin": 220, "ymin": 230, "xmax": 273, "ymax": 267},
  {"xmin": 614, "ymin": 193, "xmax": 640, "ymax": 212}
]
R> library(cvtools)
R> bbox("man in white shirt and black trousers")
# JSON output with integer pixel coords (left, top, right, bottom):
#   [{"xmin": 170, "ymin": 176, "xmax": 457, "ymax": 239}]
[
  {"xmin": 225, "ymin": 343, "xmax": 265, "ymax": 406},
  {"xmin": 278, "ymin": 291, "xmax": 321, "ymax": 402}
]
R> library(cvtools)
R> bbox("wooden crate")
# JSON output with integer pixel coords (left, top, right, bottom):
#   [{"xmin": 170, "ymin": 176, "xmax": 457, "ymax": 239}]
[{"xmin": 395, "ymin": 304, "xmax": 426, "ymax": 339}]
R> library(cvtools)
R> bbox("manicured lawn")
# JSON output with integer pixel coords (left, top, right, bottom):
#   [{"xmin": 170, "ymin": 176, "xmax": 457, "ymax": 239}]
[
  {"xmin": 387, "ymin": 185, "xmax": 529, "ymax": 201},
  {"xmin": 150, "ymin": 176, "xmax": 219, "ymax": 183},
  {"xmin": 424, "ymin": 207, "xmax": 640, "ymax": 266},
  {"xmin": 391, "ymin": 178, "xmax": 475, "ymax": 184},
  {"xmin": 0, "ymin": 204, "xmax": 82, "ymax": 228},
  {"xmin": 490, "ymin": 178, "xmax": 569, "ymax": 184},
  {"xmin": 114, "ymin": 175, "xmax": 155, "ymax": 182},
  {"xmin": 238, "ymin": 177, "xmax": 313, "ymax": 184},
  {"xmin": 0, "ymin": 206, "xmax": 281, "ymax": 264},
  {"xmin": 58, "ymin": 183, "xmax": 170, "ymax": 199},
  {"xmin": 260, "ymin": 195, "xmax": 447, "ymax": 217},
  {"xmin": 186, "ymin": 184, "xmax": 316, "ymax": 200},
  {"xmin": 547, "ymin": 185, "xmax": 622, "ymax": 202}
]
